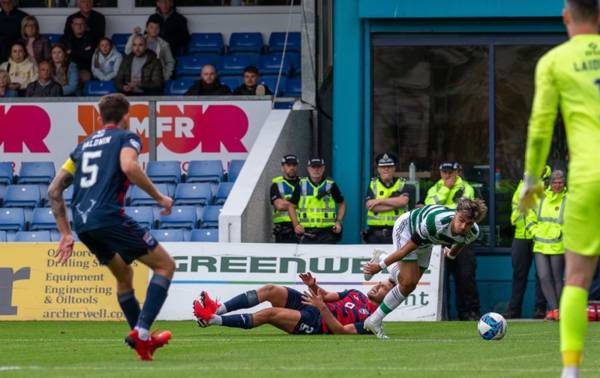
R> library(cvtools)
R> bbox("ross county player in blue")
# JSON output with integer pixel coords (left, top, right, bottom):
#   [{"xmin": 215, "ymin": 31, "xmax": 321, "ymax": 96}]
[{"xmin": 48, "ymin": 93, "xmax": 176, "ymax": 361}]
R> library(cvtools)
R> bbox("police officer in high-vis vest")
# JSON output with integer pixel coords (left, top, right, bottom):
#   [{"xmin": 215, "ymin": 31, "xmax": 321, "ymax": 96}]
[
  {"xmin": 363, "ymin": 153, "xmax": 411, "ymax": 244},
  {"xmin": 425, "ymin": 162, "xmax": 475, "ymax": 208},
  {"xmin": 270, "ymin": 154, "xmax": 301, "ymax": 243},
  {"xmin": 288, "ymin": 157, "xmax": 346, "ymax": 244}
]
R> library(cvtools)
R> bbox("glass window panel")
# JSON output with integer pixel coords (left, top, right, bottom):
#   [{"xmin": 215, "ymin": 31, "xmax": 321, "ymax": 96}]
[
  {"xmin": 20, "ymin": 0, "xmax": 117, "ymax": 7},
  {"xmin": 134, "ymin": 0, "xmax": 300, "ymax": 6}
]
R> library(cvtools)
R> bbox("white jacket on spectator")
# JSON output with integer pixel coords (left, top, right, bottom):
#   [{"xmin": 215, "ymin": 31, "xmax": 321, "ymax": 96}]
[
  {"xmin": 0, "ymin": 57, "xmax": 38, "ymax": 90},
  {"xmin": 125, "ymin": 34, "xmax": 175, "ymax": 80},
  {"xmin": 91, "ymin": 46, "xmax": 123, "ymax": 81}
]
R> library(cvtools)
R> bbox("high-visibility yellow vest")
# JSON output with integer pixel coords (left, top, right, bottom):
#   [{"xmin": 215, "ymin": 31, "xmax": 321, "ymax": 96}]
[
  {"xmin": 298, "ymin": 177, "xmax": 337, "ymax": 228},
  {"xmin": 367, "ymin": 177, "xmax": 406, "ymax": 227},
  {"xmin": 531, "ymin": 188, "xmax": 567, "ymax": 255},
  {"xmin": 272, "ymin": 176, "xmax": 297, "ymax": 224},
  {"xmin": 424, "ymin": 176, "xmax": 475, "ymax": 209},
  {"xmin": 511, "ymin": 181, "xmax": 537, "ymax": 239}
]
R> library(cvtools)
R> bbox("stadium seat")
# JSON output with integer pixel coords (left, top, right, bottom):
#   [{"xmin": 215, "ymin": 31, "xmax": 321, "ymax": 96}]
[
  {"xmin": 30, "ymin": 208, "xmax": 57, "ymax": 231},
  {"xmin": 45, "ymin": 33, "xmax": 62, "ymax": 45},
  {"xmin": 146, "ymin": 161, "xmax": 182, "ymax": 184},
  {"xmin": 229, "ymin": 32, "xmax": 263, "ymax": 54},
  {"xmin": 284, "ymin": 77, "xmax": 301, "ymax": 97},
  {"xmin": 186, "ymin": 160, "xmax": 224, "ymax": 183},
  {"xmin": 227, "ymin": 160, "xmax": 245, "ymax": 182},
  {"xmin": 0, "ymin": 162, "xmax": 13, "ymax": 185},
  {"xmin": 0, "ymin": 185, "xmax": 7, "ymax": 207},
  {"xmin": 150, "ymin": 229, "xmax": 186, "ymax": 242},
  {"xmin": 84, "ymin": 80, "xmax": 117, "ymax": 96},
  {"xmin": 214, "ymin": 182, "xmax": 234, "ymax": 205},
  {"xmin": 125, "ymin": 206, "xmax": 155, "ymax": 229},
  {"xmin": 190, "ymin": 228, "xmax": 218, "ymax": 242},
  {"xmin": 188, "ymin": 33, "xmax": 225, "ymax": 55},
  {"xmin": 63, "ymin": 185, "xmax": 74, "ymax": 206},
  {"xmin": 219, "ymin": 55, "xmax": 252, "ymax": 76},
  {"xmin": 258, "ymin": 53, "xmax": 292, "ymax": 76},
  {"xmin": 174, "ymin": 183, "xmax": 213, "ymax": 206},
  {"xmin": 260, "ymin": 75, "xmax": 286, "ymax": 96},
  {"xmin": 0, "ymin": 230, "xmax": 6, "ymax": 242},
  {"xmin": 220, "ymin": 76, "xmax": 243, "ymax": 92},
  {"xmin": 159, "ymin": 205, "xmax": 197, "ymax": 229},
  {"xmin": 201, "ymin": 205, "xmax": 222, "ymax": 228},
  {"xmin": 129, "ymin": 183, "xmax": 171, "ymax": 206},
  {"xmin": 268, "ymin": 32, "xmax": 301, "ymax": 53},
  {"xmin": 17, "ymin": 162, "xmax": 55, "ymax": 184},
  {"xmin": 15, "ymin": 230, "xmax": 51, "ymax": 242},
  {"xmin": 286, "ymin": 51, "xmax": 301, "ymax": 76},
  {"xmin": 3, "ymin": 185, "xmax": 41, "ymax": 208},
  {"xmin": 176, "ymin": 55, "xmax": 220, "ymax": 78},
  {"xmin": 111, "ymin": 33, "xmax": 129, "ymax": 54},
  {"xmin": 164, "ymin": 79, "xmax": 195, "ymax": 95},
  {"xmin": 0, "ymin": 208, "xmax": 26, "ymax": 231},
  {"xmin": 50, "ymin": 230, "xmax": 79, "ymax": 242}
]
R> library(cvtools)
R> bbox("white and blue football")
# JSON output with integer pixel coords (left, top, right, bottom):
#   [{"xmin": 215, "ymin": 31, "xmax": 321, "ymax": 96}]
[{"xmin": 478, "ymin": 312, "xmax": 507, "ymax": 341}]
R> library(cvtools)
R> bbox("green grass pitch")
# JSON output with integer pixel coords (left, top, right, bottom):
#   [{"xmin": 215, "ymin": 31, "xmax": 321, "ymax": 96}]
[{"xmin": 1, "ymin": 321, "xmax": 600, "ymax": 377}]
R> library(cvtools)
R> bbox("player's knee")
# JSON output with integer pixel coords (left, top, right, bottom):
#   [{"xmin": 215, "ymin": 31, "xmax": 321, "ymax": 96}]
[
  {"xmin": 260, "ymin": 284, "xmax": 277, "ymax": 297},
  {"xmin": 565, "ymin": 271, "xmax": 593, "ymax": 289}
]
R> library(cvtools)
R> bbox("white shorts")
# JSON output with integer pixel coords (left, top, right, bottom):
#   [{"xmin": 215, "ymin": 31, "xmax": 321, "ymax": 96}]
[{"xmin": 387, "ymin": 212, "xmax": 432, "ymax": 282}]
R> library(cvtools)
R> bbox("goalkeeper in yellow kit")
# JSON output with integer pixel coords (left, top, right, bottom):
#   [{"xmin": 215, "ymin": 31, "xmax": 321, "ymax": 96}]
[{"xmin": 520, "ymin": 1, "xmax": 600, "ymax": 377}]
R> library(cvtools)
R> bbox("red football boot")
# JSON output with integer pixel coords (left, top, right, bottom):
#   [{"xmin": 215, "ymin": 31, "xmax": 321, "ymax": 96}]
[
  {"xmin": 125, "ymin": 329, "xmax": 154, "ymax": 361},
  {"xmin": 193, "ymin": 291, "xmax": 221, "ymax": 323},
  {"xmin": 150, "ymin": 330, "xmax": 172, "ymax": 353}
]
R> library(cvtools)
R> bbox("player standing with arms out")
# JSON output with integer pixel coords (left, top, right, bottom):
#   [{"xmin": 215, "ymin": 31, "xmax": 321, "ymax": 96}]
[
  {"xmin": 47, "ymin": 93, "xmax": 176, "ymax": 361},
  {"xmin": 520, "ymin": 1, "xmax": 600, "ymax": 377},
  {"xmin": 362, "ymin": 199, "xmax": 487, "ymax": 338}
]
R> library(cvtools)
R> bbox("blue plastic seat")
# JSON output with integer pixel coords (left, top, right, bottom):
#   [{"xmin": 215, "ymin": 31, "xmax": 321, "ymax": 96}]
[
  {"xmin": 111, "ymin": 33, "xmax": 130, "ymax": 54},
  {"xmin": 50, "ymin": 230, "xmax": 79, "ymax": 242},
  {"xmin": 201, "ymin": 205, "xmax": 222, "ymax": 228},
  {"xmin": 125, "ymin": 206, "xmax": 155, "ymax": 229},
  {"xmin": 4, "ymin": 185, "xmax": 41, "ymax": 208},
  {"xmin": 159, "ymin": 205, "xmax": 197, "ymax": 229},
  {"xmin": 258, "ymin": 53, "xmax": 292, "ymax": 76},
  {"xmin": 146, "ymin": 161, "xmax": 181, "ymax": 184},
  {"xmin": 220, "ymin": 76, "xmax": 243, "ymax": 92},
  {"xmin": 150, "ymin": 228, "xmax": 186, "ymax": 242},
  {"xmin": 15, "ymin": 230, "xmax": 51, "ymax": 242},
  {"xmin": 129, "ymin": 183, "xmax": 171, "ymax": 206},
  {"xmin": 176, "ymin": 55, "xmax": 221, "ymax": 78},
  {"xmin": 174, "ymin": 183, "xmax": 213, "ymax": 206},
  {"xmin": 0, "ymin": 162, "xmax": 13, "ymax": 185},
  {"xmin": 63, "ymin": 185, "xmax": 74, "ymax": 206},
  {"xmin": 0, "ymin": 207, "xmax": 25, "ymax": 231},
  {"xmin": 227, "ymin": 160, "xmax": 245, "ymax": 182},
  {"xmin": 0, "ymin": 185, "xmax": 7, "ymax": 207},
  {"xmin": 229, "ymin": 32, "xmax": 263, "ymax": 54},
  {"xmin": 164, "ymin": 79, "xmax": 196, "ymax": 95},
  {"xmin": 188, "ymin": 33, "xmax": 225, "ymax": 55},
  {"xmin": 220, "ymin": 55, "xmax": 252, "ymax": 76},
  {"xmin": 30, "ymin": 207, "xmax": 57, "ymax": 231},
  {"xmin": 187, "ymin": 160, "xmax": 224, "ymax": 183},
  {"xmin": 260, "ymin": 75, "xmax": 286, "ymax": 96},
  {"xmin": 190, "ymin": 228, "xmax": 218, "ymax": 242},
  {"xmin": 17, "ymin": 162, "xmax": 55, "ymax": 184},
  {"xmin": 284, "ymin": 76, "xmax": 301, "ymax": 97},
  {"xmin": 84, "ymin": 80, "xmax": 117, "ymax": 96},
  {"xmin": 45, "ymin": 33, "xmax": 62, "ymax": 46},
  {"xmin": 268, "ymin": 32, "xmax": 301, "ymax": 53},
  {"xmin": 0, "ymin": 230, "xmax": 6, "ymax": 242},
  {"xmin": 214, "ymin": 182, "xmax": 234, "ymax": 205}
]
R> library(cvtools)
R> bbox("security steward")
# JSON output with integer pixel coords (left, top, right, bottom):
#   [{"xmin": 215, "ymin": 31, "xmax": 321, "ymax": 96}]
[
  {"xmin": 270, "ymin": 154, "xmax": 301, "ymax": 243},
  {"xmin": 363, "ymin": 153, "xmax": 411, "ymax": 244},
  {"xmin": 425, "ymin": 162, "xmax": 475, "ymax": 208},
  {"xmin": 288, "ymin": 157, "xmax": 346, "ymax": 244}
]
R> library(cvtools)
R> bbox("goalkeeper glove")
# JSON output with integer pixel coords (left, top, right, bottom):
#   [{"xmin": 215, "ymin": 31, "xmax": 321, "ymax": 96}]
[{"xmin": 518, "ymin": 174, "xmax": 544, "ymax": 215}]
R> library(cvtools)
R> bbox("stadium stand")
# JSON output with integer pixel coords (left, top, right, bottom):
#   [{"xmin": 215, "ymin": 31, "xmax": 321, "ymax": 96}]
[
  {"xmin": 174, "ymin": 183, "xmax": 213, "ymax": 206},
  {"xmin": 17, "ymin": 162, "xmax": 55, "ymax": 184},
  {"xmin": 129, "ymin": 183, "xmax": 172, "ymax": 206},
  {"xmin": 146, "ymin": 161, "xmax": 182, "ymax": 184},
  {"xmin": 30, "ymin": 207, "xmax": 59, "ymax": 231},
  {"xmin": 159, "ymin": 205, "xmax": 197, "ymax": 229},
  {"xmin": 229, "ymin": 32, "xmax": 264, "ymax": 55},
  {"xmin": 260, "ymin": 75, "xmax": 286, "ymax": 96},
  {"xmin": 84, "ymin": 80, "xmax": 117, "ymax": 96},
  {"xmin": 268, "ymin": 32, "xmax": 301, "ymax": 53},
  {"xmin": 45, "ymin": 33, "xmax": 62, "ymax": 46},
  {"xmin": 164, "ymin": 79, "xmax": 195, "ymax": 95},
  {"xmin": 201, "ymin": 205, "xmax": 222, "ymax": 228},
  {"xmin": 0, "ymin": 162, "xmax": 13, "ymax": 185},
  {"xmin": 111, "ymin": 33, "xmax": 129, "ymax": 54},
  {"xmin": 228, "ymin": 160, "xmax": 245, "ymax": 182},
  {"xmin": 188, "ymin": 33, "xmax": 225, "ymax": 55},
  {"xmin": 0, "ymin": 185, "xmax": 7, "ymax": 207},
  {"xmin": 258, "ymin": 53, "xmax": 291, "ymax": 76},
  {"xmin": 125, "ymin": 206, "xmax": 156, "ymax": 229},
  {"xmin": 186, "ymin": 160, "xmax": 224, "ymax": 183},
  {"xmin": 220, "ymin": 55, "xmax": 254, "ymax": 76},
  {"xmin": 150, "ymin": 228, "xmax": 187, "ymax": 242},
  {"xmin": 220, "ymin": 76, "xmax": 243, "ymax": 92},
  {"xmin": 4, "ymin": 185, "xmax": 42, "ymax": 208},
  {"xmin": 176, "ymin": 55, "xmax": 220, "ymax": 78},
  {"xmin": 0, "ymin": 208, "xmax": 26, "ymax": 231},
  {"xmin": 0, "ymin": 230, "xmax": 6, "ymax": 242},
  {"xmin": 49, "ymin": 230, "xmax": 79, "ymax": 242},
  {"xmin": 63, "ymin": 185, "xmax": 74, "ymax": 206},
  {"xmin": 190, "ymin": 228, "xmax": 218, "ymax": 242},
  {"xmin": 284, "ymin": 77, "xmax": 302, "ymax": 97},
  {"xmin": 15, "ymin": 230, "xmax": 52, "ymax": 242},
  {"xmin": 214, "ymin": 182, "xmax": 234, "ymax": 205}
]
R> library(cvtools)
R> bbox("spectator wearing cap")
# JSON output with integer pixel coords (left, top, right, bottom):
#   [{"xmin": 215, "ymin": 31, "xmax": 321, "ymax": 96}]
[
  {"xmin": 63, "ymin": 0, "xmax": 105, "ymax": 48},
  {"xmin": 363, "ymin": 153, "xmax": 412, "ymax": 244},
  {"xmin": 270, "ymin": 154, "xmax": 301, "ymax": 243},
  {"xmin": 425, "ymin": 162, "xmax": 475, "ymax": 208},
  {"xmin": 287, "ymin": 158, "xmax": 346, "ymax": 244},
  {"xmin": 233, "ymin": 66, "xmax": 272, "ymax": 96}
]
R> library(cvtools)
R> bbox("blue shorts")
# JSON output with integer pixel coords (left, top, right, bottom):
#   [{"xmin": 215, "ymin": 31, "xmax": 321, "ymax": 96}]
[
  {"xmin": 285, "ymin": 287, "xmax": 323, "ymax": 335},
  {"xmin": 77, "ymin": 215, "xmax": 159, "ymax": 265}
]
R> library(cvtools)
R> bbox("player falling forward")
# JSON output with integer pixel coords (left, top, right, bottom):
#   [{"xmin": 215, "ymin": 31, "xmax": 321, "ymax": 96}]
[
  {"xmin": 519, "ymin": 1, "xmax": 600, "ymax": 377},
  {"xmin": 362, "ymin": 199, "xmax": 487, "ymax": 338},
  {"xmin": 48, "ymin": 93, "xmax": 176, "ymax": 361},
  {"xmin": 193, "ymin": 272, "xmax": 394, "ymax": 335}
]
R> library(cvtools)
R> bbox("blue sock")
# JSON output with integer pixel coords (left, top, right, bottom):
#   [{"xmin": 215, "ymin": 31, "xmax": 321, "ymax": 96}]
[
  {"xmin": 117, "ymin": 290, "xmax": 140, "ymax": 329},
  {"xmin": 221, "ymin": 314, "xmax": 254, "ymax": 329},
  {"xmin": 223, "ymin": 290, "xmax": 259, "ymax": 313},
  {"xmin": 136, "ymin": 274, "xmax": 171, "ymax": 331}
]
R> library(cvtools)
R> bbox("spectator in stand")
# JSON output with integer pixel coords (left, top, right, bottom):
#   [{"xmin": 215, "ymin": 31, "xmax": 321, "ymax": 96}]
[
  {"xmin": 25, "ymin": 60, "xmax": 63, "ymax": 97},
  {"xmin": 91, "ymin": 37, "xmax": 122, "ymax": 81},
  {"xmin": 126, "ymin": 20, "xmax": 175, "ymax": 80},
  {"xmin": 0, "ymin": 69, "xmax": 18, "ymax": 97},
  {"xmin": 63, "ymin": 0, "xmax": 105, "ymax": 47},
  {"xmin": 19, "ymin": 16, "xmax": 50, "ymax": 65},
  {"xmin": 185, "ymin": 64, "xmax": 231, "ymax": 96},
  {"xmin": 50, "ymin": 44, "xmax": 78, "ymax": 96},
  {"xmin": 114, "ymin": 34, "xmax": 164, "ymax": 95},
  {"xmin": 147, "ymin": 0, "xmax": 189, "ymax": 56},
  {"xmin": 233, "ymin": 66, "xmax": 272, "ymax": 96},
  {"xmin": 0, "ymin": 41, "xmax": 37, "ymax": 95},
  {"xmin": 0, "ymin": 0, "xmax": 28, "ymax": 63},
  {"xmin": 61, "ymin": 14, "xmax": 95, "ymax": 84}
]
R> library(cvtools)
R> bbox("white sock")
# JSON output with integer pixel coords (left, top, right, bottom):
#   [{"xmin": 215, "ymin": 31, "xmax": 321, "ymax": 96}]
[
  {"xmin": 561, "ymin": 366, "xmax": 579, "ymax": 378},
  {"xmin": 209, "ymin": 315, "xmax": 222, "ymax": 325},
  {"xmin": 135, "ymin": 326, "xmax": 149, "ymax": 341},
  {"xmin": 216, "ymin": 304, "xmax": 227, "ymax": 315},
  {"xmin": 371, "ymin": 285, "xmax": 405, "ymax": 322}
]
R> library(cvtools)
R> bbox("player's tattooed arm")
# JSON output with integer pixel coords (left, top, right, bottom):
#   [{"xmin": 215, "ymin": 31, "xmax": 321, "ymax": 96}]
[{"xmin": 48, "ymin": 169, "xmax": 74, "ymax": 228}]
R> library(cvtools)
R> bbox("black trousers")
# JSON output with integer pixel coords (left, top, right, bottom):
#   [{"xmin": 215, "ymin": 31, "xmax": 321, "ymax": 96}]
[
  {"xmin": 446, "ymin": 246, "xmax": 480, "ymax": 319},
  {"xmin": 300, "ymin": 227, "xmax": 341, "ymax": 244},
  {"xmin": 273, "ymin": 223, "xmax": 298, "ymax": 243},
  {"xmin": 363, "ymin": 228, "xmax": 393, "ymax": 244},
  {"xmin": 507, "ymin": 238, "xmax": 547, "ymax": 316}
]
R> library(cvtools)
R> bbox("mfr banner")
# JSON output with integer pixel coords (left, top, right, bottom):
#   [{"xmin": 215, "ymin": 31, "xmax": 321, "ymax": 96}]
[
  {"xmin": 158, "ymin": 243, "xmax": 444, "ymax": 322},
  {"xmin": 0, "ymin": 243, "xmax": 148, "ymax": 321}
]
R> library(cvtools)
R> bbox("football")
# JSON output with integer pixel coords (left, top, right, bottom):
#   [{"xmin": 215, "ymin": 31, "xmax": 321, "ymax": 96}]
[{"xmin": 478, "ymin": 312, "xmax": 507, "ymax": 340}]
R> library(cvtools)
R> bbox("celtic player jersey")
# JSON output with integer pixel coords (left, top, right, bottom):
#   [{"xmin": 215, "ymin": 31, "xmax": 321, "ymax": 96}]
[
  {"xmin": 408, "ymin": 205, "xmax": 479, "ymax": 246},
  {"xmin": 526, "ymin": 34, "xmax": 600, "ymax": 184}
]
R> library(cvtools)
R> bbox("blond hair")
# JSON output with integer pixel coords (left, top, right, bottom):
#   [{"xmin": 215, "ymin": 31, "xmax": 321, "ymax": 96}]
[
  {"xmin": 456, "ymin": 198, "xmax": 488, "ymax": 223},
  {"xmin": 21, "ymin": 15, "xmax": 40, "ymax": 39}
]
